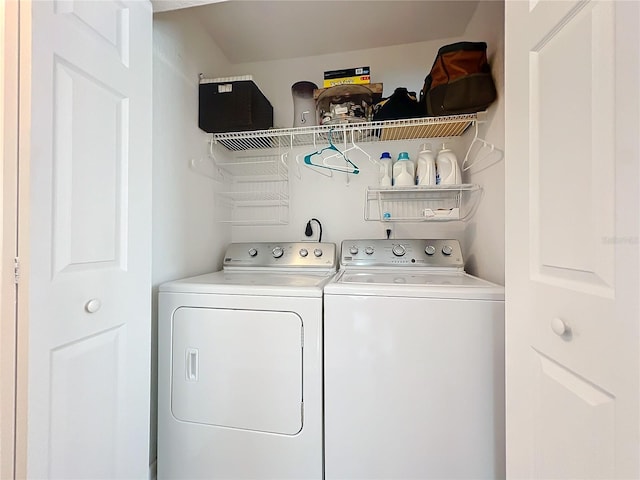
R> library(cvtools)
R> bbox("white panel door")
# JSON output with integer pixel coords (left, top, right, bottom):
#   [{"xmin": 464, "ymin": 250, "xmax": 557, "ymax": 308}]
[
  {"xmin": 25, "ymin": 1, "xmax": 152, "ymax": 478},
  {"xmin": 505, "ymin": 1, "xmax": 639, "ymax": 478},
  {"xmin": 1, "ymin": 1, "xmax": 19, "ymax": 479}
]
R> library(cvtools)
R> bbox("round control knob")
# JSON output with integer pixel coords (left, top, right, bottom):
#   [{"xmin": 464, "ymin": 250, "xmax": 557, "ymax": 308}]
[
  {"xmin": 392, "ymin": 244, "xmax": 406, "ymax": 257},
  {"xmin": 248, "ymin": 248, "xmax": 258, "ymax": 257},
  {"xmin": 442, "ymin": 245, "xmax": 454, "ymax": 256},
  {"xmin": 349, "ymin": 246, "xmax": 359, "ymax": 255},
  {"xmin": 425, "ymin": 245, "xmax": 436, "ymax": 256},
  {"xmin": 272, "ymin": 246, "xmax": 284, "ymax": 258},
  {"xmin": 365, "ymin": 246, "xmax": 375, "ymax": 255},
  {"xmin": 299, "ymin": 248, "xmax": 308, "ymax": 257},
  {"xmin": 313, "ymin": 248, "xmax": 323, "ymax": 257}
]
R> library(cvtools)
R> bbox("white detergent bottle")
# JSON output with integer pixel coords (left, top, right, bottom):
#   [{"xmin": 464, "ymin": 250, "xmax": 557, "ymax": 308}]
[
  {"xmin": 379, "ymin": 151, "xmax": 393, "ymax": 187},
  {"xmin": 416, "ymin": 143, "xmax": 436, "ymax": 186},
  {"xmin": 393, "ymin": 151, "xmax": 415, "ymax": 187},
  {"xmin": 435, "ymin": 143, "xmax": 461, "ymax": 185}
]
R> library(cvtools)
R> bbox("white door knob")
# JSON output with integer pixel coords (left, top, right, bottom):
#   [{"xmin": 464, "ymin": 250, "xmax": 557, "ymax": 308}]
[
  {"xmin": 85, "ymin": 298, "xmax": 102, "ymax": 313},
  {"xmin": 551, "ymin": 317, "xmax": 569, "ymax": 336}
]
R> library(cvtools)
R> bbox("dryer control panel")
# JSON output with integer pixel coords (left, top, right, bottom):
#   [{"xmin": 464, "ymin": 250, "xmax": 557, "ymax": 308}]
[
  {"xmin": 223, "ymin": 242, "xmax": 337, "ymax": 269},
  {"xmin": 340, "ymin": 239, "xmax": 464, "ymax": 269}
]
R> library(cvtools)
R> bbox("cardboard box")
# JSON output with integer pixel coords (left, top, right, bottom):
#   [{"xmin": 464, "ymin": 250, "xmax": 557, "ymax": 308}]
[
  {"xmin": 323, "ymin": 76, "xmax": 371, "ymax": 87},
  {"xmin": 323, "ymin": 66, "xmax": 371, "ymax": 87},
  {"xmin": 199, "ymin": 76, "xmax": 273, "ymax": 133},
  {"xmin": 324, "ymin": 66, "xmax": 370, "ymax": 79}
]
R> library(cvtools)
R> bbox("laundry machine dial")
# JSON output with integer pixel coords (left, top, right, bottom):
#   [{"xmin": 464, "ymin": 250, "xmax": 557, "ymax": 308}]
[
  {"xmin": 314, "ymin": 248, "xmax": 323, "ymax": 257},
  {"xmin": 392, "ymin": 244, "xmax": 406, "ymax": 257},
  {"xmin": 349, "ymin": 246, "xmax": 359, "ymax": 255},
  {"xmin": 365, "ymin": 246, "xmax": 375, "ymax": 255},
  {"xmin": 272, "ymin": 246, "xmax": 284, "ymax": 258},
  {"xmin": 442, "ymin": 245, "xmax": 453, "ymax": 256},
  {"xmin": 248, "ymin": 248, "xmax": 258, "ymax": 257},
  {"xmin": 425, "ymin": 245, "xmax": 436, "ymax": 255},
  {"xmin": 299, "ymin": 248, "xmax": 308, "ymax": 257}
]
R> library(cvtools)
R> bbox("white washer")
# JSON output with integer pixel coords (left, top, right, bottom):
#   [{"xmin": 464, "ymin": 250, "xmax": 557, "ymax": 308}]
[
  {"xmin": 158, "ymin": 242, "xmax": 337, "ymax": 479},
  {"xmin": 323, "ymin": 239, "xmax": 505, "ymax": 480}
]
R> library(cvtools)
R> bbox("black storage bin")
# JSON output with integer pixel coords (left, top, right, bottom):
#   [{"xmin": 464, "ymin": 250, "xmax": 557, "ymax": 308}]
[{"xmin": 199, "ymin": 79, "xmax": 273, "ymax": 133}]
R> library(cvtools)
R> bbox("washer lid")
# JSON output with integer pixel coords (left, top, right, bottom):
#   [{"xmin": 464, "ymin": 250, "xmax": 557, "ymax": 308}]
[
  {"xmin": 325, "ymin": 270, "xmax": 504, "ymax": 300},
  {"xmin": 159, "ymin": 270, "xmax": 336, "ymax": 297}
]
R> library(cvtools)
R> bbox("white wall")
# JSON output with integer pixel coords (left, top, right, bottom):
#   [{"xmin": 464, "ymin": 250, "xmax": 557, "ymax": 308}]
[
  {"xmin": 153, "ymin": 9, "xmax": 232, "ymax": 283},
  {"xmin": 461, "ymin": 0, "xmax": 506, "ymax": 285},
  {"xmin": 219, "ymin": 38, "xmax": 470, "ymax": 245},
  {"xmin": 202, "ymin": 4, "xmax": 504, "ymax": 285},
  {"xmin": 151, "ymin": 7, "xmax": 232, "ymax": 466}
]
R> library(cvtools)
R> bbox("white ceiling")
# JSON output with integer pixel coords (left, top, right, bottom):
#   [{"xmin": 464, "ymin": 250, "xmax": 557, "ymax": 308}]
[{"xmin": 152, "ymin": 0, "xmax": 481, "ymax": 64}]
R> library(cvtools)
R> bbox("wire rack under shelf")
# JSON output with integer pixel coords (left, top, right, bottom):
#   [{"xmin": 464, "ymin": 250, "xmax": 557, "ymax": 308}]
[
  {"xmin": 213, "ymin": 154, "xmax": 288, "ymax": 182},
  {"xmin": 365, "ymin": 184, "xmax": 482, "ymax": 222},
  {"xmin": 210, "ymin": 152, "xmax": 290, "ymax": 224},
  {"xmin": 216, "ymin": 191, "xmax": 289, "ymax": 203},
  {"xmin": 212, "ymin": 113, "xmax": 484, "ymax": 152},
  {"xmin": 216, "ymin": 192, "xmax": 289, "ymax": 225}
]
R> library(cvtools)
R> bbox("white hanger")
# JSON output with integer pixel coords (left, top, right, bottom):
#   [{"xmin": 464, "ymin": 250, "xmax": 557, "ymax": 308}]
[
  {"xmin": 461, "ymin": 120, "xmax": 504, "ymax": 172},
  {"xmin": 303, "ymin": 128, "xmax": 360, "ymax": 175},
  {"xmin": 323, "ymin": 128, "xmax": 373, "ymax": 166}
]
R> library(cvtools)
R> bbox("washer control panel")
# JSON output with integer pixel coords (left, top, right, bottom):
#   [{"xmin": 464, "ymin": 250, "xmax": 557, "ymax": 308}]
[
  {"xmin": 223, "ymin": 242, "xmax": 337, "ymax": 269},
  {"xmin": 340, "ymin": 239, "xmax": 463, "ymax": 269}
]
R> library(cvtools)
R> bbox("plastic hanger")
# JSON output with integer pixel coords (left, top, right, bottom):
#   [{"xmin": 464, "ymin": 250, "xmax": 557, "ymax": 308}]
[
  {"xmin": 295, "ymin": 152, "xmax": 333, "ymax": 178},
  {"xmin": 461, "ymin": 121, "xmax": 504, "ymax": 172},
  {"xmin": 323, "ymin": 129, "xmax": 372, "ymax": 166},
  {"xmin": 303, "ymin": 128, "xmax": 360, "ymax": 174},
  {"xmin": 190, "ymin": 139, "xmax": 222, "ymax": 180},
  {"xmin": 294, "ymin": 132, "xmax": 333, "ymax": 178}
]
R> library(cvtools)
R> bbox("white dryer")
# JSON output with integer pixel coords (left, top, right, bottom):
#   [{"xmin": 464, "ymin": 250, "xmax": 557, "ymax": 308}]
[
  {"xmin": 323, "ymin": 239, "xmax": 505, "ymax": 480},
  {"xmin": 158, "ymin": 242, "xmax": 337, "ymax": 479}
]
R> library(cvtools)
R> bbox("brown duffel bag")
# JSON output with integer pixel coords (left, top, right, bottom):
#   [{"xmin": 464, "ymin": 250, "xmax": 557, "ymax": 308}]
[{"xmin": 420, "ymin": 41, "xmax": 497, "ymax": 116}]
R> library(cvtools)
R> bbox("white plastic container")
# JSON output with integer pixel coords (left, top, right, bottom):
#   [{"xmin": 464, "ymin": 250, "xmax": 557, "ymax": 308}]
[
  {"xmin": 435, "ymin": 143, "xmax": 461, "ymax": 185},
  {"xmin": 416, "ymin": 144, "xmax": 436, "ymax": 186},
  {"xmin": 378, "ymin": 152, "xmax": 393, "ymax": 187},
  {"xmin": 393, "ymin": 152, "xmax": 415, "ymax": 187}
]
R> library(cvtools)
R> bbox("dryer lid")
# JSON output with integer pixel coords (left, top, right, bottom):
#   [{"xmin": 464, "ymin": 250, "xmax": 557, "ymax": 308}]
[{"xmin": 159, "ymin": 270, "xmax": 336, "ymax": 297}]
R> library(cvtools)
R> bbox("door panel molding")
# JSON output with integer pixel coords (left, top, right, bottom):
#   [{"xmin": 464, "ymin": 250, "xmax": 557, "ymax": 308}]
[
  {"xmin": 54, "ymin": 0, "xmax": 131, "ymax": 67},
  {"xmin": 51, "ymin": 56, "xmax": 128, "ymax": 276},
  {"xmin": 529, "ymin": 1, "xmax": 615, "ymax": 298}
]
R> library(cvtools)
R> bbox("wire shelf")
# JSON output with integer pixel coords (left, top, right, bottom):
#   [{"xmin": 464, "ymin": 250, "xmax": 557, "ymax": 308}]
[
  {"xmin": 214, "ymin": 154, "xmax": 288, "ymax": 181},
  {"xmin": 204, "ymin": 113, "xmax": 491, "ymax": 225},
  {"xmin": 216, "ymin": 191, "xmax": 289, "ymax": 203},
  {"xmin": 365, "ymin": 184, "xmax": 482, "ymax": 222},
  {"xmin": 212, "ymin": 113, "xmax": 484, "ymax": 152},
  {"xmin": 216, "ymin": 197, "xmax": 289, "ymax": 225},
  {"xmin": 209, "ymin": 152, "xmax": 290, "ymax": 224}
]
